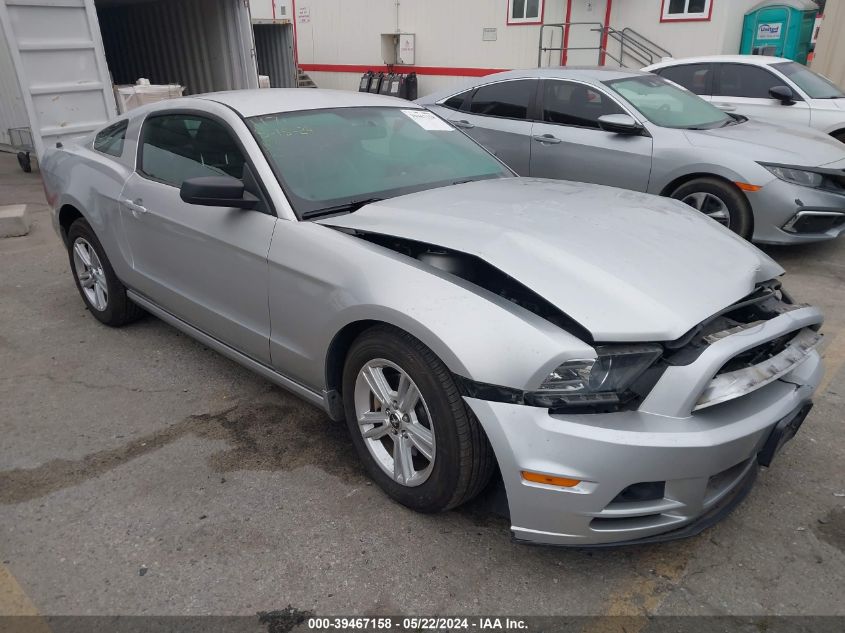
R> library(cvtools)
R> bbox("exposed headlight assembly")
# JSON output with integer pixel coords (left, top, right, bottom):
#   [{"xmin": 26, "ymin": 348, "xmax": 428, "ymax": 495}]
[
  {"xmin": 529, "ymin": 344, "xmax": 663, "ymax": 408},
  {"xmin": 761, "ymin": 164, "xmax": 824, "ymax": 189}
]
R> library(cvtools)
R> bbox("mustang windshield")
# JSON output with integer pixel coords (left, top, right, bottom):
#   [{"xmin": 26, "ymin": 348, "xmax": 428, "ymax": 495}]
[
  {"xmin": 605, "ymin": 75, "xmax": 734, "ymax": 130},
  {"xmin": 772, "ymin": 61, "xmax": 845, "ymax": 99},
  {"xmin": 248, "ymin": 106, "xmax": 511, "ymax": 217}
]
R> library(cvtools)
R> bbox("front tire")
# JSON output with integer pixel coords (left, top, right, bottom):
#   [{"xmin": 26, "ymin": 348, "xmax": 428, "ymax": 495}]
[
  {"xmin": 342, "ymin": 326, "xmax": 494, "ymax": 513},
  {"xmin": 67, "ymin": 218, "xmax": 143, "ymax": 326},
  {"xmin": 670, "ymin": 177, "xmax": 753, "ymax": 240}
]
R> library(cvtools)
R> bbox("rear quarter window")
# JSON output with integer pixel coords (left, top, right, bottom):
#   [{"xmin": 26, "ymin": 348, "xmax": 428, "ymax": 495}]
[{"xmin": 93, "ymin": 120, "xmax": 128, "ymax": 158}]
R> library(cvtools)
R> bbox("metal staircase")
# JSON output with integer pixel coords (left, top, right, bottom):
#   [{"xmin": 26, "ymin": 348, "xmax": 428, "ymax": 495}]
[{"xmin": 538, "ymin": 23, "xmax": 672, "ymax": 69}]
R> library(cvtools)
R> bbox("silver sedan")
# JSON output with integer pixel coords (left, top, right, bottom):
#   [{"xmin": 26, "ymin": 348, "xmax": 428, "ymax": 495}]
[
  {"xmin": 418, "ymin": 67, "xmax": 845, "ymax": 244},
  {"xmin": 42, "ymin": 89, "xmax": 823, "ymax": 546}
]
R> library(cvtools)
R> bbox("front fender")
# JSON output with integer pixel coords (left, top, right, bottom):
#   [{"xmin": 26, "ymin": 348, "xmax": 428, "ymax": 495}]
[
  {"xmin": 267, "ymin": 222, "xmax": 594, "ymax": 394},
  {"xmin": 648, "ymin": 149, "xmax": 776, "ymax": 195}
]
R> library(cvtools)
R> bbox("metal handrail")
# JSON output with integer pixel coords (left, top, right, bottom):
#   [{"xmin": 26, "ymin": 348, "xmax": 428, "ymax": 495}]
[
  {"xmin": 620, "ymin": 27, "xmax": 672, "ymax": 60},
  {"xmin": 537, "ymin": 22, "xmax": 672, "ymax": 69}
]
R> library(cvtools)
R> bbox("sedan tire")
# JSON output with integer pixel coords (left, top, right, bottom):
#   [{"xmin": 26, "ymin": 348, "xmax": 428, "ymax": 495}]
[
  {"xmin": 67, "ymin": 218, "xmax": 144, "ymax": 327},
  {"xmin": 342, "ymin": 325, "xmax": 495, "ymax": 513},
  {"xmin": 671, "ymin": 177, "xmax": 753, "ymax": 240}
]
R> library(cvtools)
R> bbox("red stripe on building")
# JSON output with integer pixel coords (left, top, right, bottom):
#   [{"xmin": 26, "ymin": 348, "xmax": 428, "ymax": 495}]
[
  {"xmin": 599, "ymin": 0, "xmax": 613, "ymax": 66},
  {"xmin": 561, "ymin": 0, "xmax": 574, "ymax": 65},
  {"xmin": 298, "ymin": 64, "xmax": 509, "ymax": 77}
]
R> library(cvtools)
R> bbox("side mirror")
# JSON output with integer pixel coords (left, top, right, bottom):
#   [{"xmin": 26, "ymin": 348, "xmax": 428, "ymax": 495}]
[
  {"xmin": 180, "ymin": 176, "xmax": 259, "ymax": 209},
  {"xmin": 597, "ymin": 114, "xmax": 644, "ymax": 135},
  {"xmin": 769, "ymin": 85, "xmax": 796, "ymax": 105}
]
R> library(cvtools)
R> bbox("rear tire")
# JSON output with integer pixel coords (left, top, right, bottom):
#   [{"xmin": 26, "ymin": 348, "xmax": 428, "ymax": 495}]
[
  {"xmin": 67, "ymin": 218, "xmax": 143, "ymax": 327},
  {"xmin": 342, "ymin": 325, "xmax": 495, "ymax": 513},
  {"xmin": 670, "ymin": 177, "xmax": 753, "ymax": 240}
]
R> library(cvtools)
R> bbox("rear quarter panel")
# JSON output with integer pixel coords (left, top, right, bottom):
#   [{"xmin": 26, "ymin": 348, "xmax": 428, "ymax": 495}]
[{"xmin": 42, "ymin": 141, "xmax": 135, "ymax": 282}]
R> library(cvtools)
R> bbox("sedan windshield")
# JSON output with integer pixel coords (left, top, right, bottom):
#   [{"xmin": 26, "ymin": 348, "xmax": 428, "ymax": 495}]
[
  {"xmin": 605, "ymin": 75, "xmax": 734, "ymax": 130},
  {"xmin": 772, "ymin": 61, "xmax": 845, "ymax": 99},
  {"xmin": 248, "ymin": 106, "xmax": 511, "ymax": 217}
]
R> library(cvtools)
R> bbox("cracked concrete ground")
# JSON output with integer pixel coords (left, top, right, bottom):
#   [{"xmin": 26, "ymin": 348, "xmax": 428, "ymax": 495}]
[{"xmin": 1, "ymin": 151, "xmax": 844, "ymax": 617}]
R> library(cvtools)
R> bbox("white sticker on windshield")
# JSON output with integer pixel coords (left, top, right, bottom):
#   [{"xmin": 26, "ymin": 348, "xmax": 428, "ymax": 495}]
[{"xmin": 401, "ymin": 109, "xmax": 454, "ymax": 131}]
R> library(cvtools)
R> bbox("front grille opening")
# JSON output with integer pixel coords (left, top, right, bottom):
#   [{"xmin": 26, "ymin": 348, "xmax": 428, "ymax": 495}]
[
  {"xmin": 610, "ymin": 481, "xmax": 665, "ymax": 504},
  {"xmin": 590, "ymin": 514, "xmax": 678, "ymax": 532},
  {"xmin": 715, "ymin": 332, "xmax": 794, "ymax": 375}
]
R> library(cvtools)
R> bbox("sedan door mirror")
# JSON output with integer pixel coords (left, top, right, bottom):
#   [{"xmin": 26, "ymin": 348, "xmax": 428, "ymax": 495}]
[
  {"xmin": 180, "ymin": 176, "xmax": 259, "ymax": 209},
  {"xmin": 597, "ymin": 114, "xmax": 644, "ymax": 135},
  {"xmin": 769, "ymin": 85, "xmax": 796, "ymax": 105}
]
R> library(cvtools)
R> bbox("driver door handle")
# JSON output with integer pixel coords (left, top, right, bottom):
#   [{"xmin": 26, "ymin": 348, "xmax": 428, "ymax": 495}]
[
  {"xmin": 451, "ymin": 119, "xmax": 474, "ymax": 129},
  {"xmin": 121, "ymin": 198, "xmax": 148, "ymax": 215},
  {"xmin": 714, "ymin": 103, "xmax": 736, "ymax": 111},
  {"xmin": 532, "ymin": 134, "xmax": 562, "ymax": 144}
]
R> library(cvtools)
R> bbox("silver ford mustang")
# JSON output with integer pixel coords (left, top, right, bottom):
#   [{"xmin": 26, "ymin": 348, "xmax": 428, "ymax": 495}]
[
  {"xmin": 418, "ymin": 68, "xmax": 845, "ymax": 245},
  {"xmin": 41, "ymin": 89, "xmax": 824, "ymax": 546}
]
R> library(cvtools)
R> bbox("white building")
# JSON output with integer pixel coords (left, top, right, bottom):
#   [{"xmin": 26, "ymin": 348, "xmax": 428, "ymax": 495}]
[{"xmin": 293, "ymin": 0, "xmax": 821, "ymax": 96}]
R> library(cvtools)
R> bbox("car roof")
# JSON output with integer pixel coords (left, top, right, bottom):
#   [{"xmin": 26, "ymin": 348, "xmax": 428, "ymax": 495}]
[
  {"xmin": 142, "ymin": 89, "xmax": 418, "ymax": 118},
  {"xmin": 418, "ymin": 67, "xmax": 650, "ymax": 103},
  {"xmin": 647, "ymin": 55, "xmax": 791, "ymax": 69}
]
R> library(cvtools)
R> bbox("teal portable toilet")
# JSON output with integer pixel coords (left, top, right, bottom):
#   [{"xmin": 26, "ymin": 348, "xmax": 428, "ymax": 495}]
[{"xmin": 740, "ymin": 0, "xmax": 819, "ymax": 64}]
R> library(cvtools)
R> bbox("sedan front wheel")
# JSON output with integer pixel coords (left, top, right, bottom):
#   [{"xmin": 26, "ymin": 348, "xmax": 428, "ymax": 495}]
[
  {"xmin": 671, "ymin": 177, "xmax": 753, "ymax": 240},
  {"xmin": 342, "ymin": 326, "xmax": 495, "ymax": 512}
]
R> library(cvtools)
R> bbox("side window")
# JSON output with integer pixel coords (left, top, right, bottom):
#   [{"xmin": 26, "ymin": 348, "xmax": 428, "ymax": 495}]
[
  {"xmin": 656, "ymin": 64, "xmax": 713, "ymax": 96},
  {"xmin": 139, "ymin": 114, "xmax": 247, "ymax": 187},
  {"xmin": 441, "ymin": 90, "xmax": 471, "ymax": 111},
  {"xmin": 714, "ymin": 64, "xmax": 783, "ymax": 99},
  {"xmin": 93, "ymin": 120, "xmax": 128, "ymax": 158},
  {"xmin": 469, "ymin": 80, "xmax": 534, "ymax": 119},
  {"xmin": 542, "ymin": 80, "xmax": 625, "ymax": 129}
]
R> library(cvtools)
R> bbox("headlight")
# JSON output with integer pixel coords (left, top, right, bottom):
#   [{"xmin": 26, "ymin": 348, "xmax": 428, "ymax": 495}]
[
  {"xmin": 530, "ymin": 344, "xmax": 662, "ymax": 408},
  {"xmin": 762, "ymin": 164, "xmax": 824, "ymax": 188}
]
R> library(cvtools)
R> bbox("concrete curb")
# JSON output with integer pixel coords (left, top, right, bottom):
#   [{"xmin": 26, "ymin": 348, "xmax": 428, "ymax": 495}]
[{"xmin": 0, "ymin": 204, "xmax": 31, "ymax": 237}]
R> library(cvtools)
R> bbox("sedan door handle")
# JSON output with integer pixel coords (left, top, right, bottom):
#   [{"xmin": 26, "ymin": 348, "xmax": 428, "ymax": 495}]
[
  {"xmin": 714, "ymin": 103, "xmax": 736, "ymax": 112},
  {"xmin": 121, "ymin": 198, "xmax": 148, "ymax": 215},
  {"xmin": 532, "ymin": 134, "xmax": 562, "ymax": 144},
  {"xmin": 451, "ymin": 119, "xmax": 475, "ymax": 129}
]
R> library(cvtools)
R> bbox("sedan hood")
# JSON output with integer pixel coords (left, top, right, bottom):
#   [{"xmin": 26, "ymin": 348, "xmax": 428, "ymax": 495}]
[
  {"xmin": 321, "ymin": 178, "xmax": 783, "ymax": 342},
  {"xmin": 684, "ymin": 118, "xmax": 845, "ymax": 167}
]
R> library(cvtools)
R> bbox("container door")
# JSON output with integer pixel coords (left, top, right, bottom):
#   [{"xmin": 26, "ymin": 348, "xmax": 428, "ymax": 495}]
[{"xmin": 0, "ymin": 0, "xmax": 116, "ymax": 159}]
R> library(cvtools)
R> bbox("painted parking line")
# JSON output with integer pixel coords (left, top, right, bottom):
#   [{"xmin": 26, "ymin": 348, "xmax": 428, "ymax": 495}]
[
  {"xmin": 0, "ymin": 564, "xmax": 51, "ymax": 633},
  {"xmin": 581, "ymin": 545, "xmax": 694, "ymax": 633}
]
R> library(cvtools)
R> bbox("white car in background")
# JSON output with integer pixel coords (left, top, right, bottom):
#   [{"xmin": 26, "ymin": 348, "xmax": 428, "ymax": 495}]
[{"xmin": 645, "ymin": 56, "xmax": 845, "ymax": 143}]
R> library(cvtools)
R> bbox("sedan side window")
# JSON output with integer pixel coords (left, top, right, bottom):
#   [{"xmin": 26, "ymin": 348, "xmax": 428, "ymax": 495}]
[
  {"xmin": 468, "ymin": 80, "xmax": 534, "ymax": 119},
  {"xmin": 441, "ymin": 90, "xmax": 471, "ymax": 112},
  {"xmin": 542, "ymin": 80, "xmax": 625, "ymax": 129},
  {"xmin": 139, "ymin": 114, "xmax": 247, "ymax": 187},
  {"xmin": 713, "ymin": 64, "xmax": 784, "ymax": 99},
  {"xmin": 93, "ymin": 120, "xmax": 128, "ymax": 158},
  {"xmin": 655, "ymin": 64, "xmax": 713, "ymax": 96}
]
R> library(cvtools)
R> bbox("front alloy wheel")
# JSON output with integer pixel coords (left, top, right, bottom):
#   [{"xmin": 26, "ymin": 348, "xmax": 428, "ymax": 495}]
[
  {"xmin": 670, "ymin": 177, "xmax": 754, "ymax": 240},
  {"xmin": 354, "ymin": 359, "xmax": 435, "ymax": 487},
  {"xmin": 342, "ymin": 326, "xmax": 495, "ymax": 512}
]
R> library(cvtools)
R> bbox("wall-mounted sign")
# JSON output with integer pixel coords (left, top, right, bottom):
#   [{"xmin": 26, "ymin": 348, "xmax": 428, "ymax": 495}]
[
  {"xmin": 297, "ymin": 6, "xmax": 310, "ymax": 23},
  {"xmin": 757, "ymin": 22, "xmax": 783, "ymax": 40},
  {"xmin": 482, "ymin": 28, "xmax": 497, "ymax": 41}
]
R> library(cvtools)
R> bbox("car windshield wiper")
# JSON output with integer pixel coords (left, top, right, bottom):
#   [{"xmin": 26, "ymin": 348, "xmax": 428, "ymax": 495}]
[{"xmin": 301, "ymin": 198, "xmax": 384, "ymax": 220}]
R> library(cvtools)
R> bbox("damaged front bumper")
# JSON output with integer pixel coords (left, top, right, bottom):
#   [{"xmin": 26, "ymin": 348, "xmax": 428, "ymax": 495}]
[{"xmin": 463, "ymin": 305, "xmax": 824, "ymax": 546}]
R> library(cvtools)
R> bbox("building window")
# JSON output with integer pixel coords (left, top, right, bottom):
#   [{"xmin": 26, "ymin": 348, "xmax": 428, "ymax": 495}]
[
  {"xmin": 661, "ymin": 0, "xmax": 713, "ymax": 22},
  {"xmin": 508, "ymin": 0, "xmax": 543, "ymax": 25}
]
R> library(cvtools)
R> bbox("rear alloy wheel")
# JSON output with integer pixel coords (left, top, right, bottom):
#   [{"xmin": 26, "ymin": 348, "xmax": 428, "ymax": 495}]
[
  {"xmin": 342, "ymin": 326, "xmax": 495, "ymax": 512},
  {"xmin": 67, "ymin": 218, "xmax": 143, "ymax": 326},
  {"xmin": 670, "ymin": 177, "xmax": 753, "ymax": 240}
]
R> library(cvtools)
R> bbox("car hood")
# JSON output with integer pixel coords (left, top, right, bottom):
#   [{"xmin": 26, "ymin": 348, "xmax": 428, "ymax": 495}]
[
  {"xmin": 320, "ymin": 178, "xmax": 783, "ymax": 342},
  {"xmin": 683, "ymin": 118, "xmax": 845, "ymax": 167}
]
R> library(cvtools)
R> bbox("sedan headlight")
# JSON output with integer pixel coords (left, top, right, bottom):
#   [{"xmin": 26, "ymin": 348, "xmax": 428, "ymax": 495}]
[
  {"xmin": 762, "ymin": 164, "xmax": 824, "ymax": 188},
  {"xmin": 529, "ymin": 344, "xmax": 662, "ymax": 408}
]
